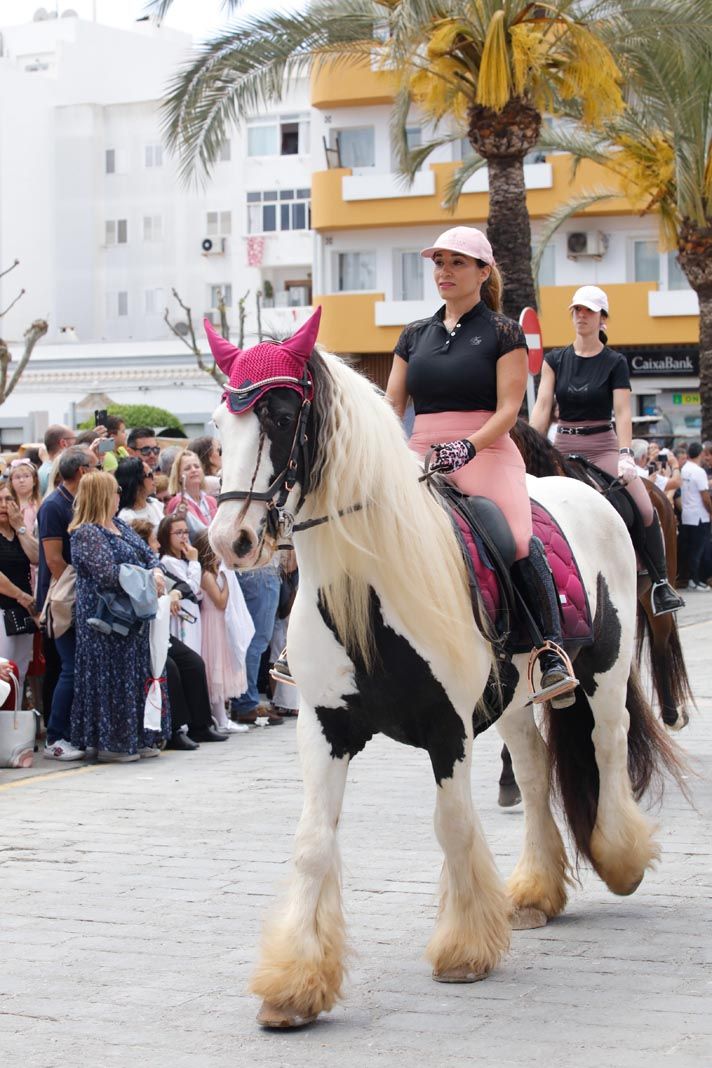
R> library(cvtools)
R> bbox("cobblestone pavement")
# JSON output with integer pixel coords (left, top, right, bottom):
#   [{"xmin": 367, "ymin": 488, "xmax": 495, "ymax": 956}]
[{"xmin": 1, "ymin": 601, "xmax": 710, "ymax": 1067}]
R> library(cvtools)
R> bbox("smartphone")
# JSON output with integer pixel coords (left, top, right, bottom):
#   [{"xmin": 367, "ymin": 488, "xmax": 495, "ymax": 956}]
[
  {"xmin": 94, "ymin": 408, "xmax": 108, "ymax": 427},
  {"xmin": 98, "ymin": 438, "xmax": 115, "ymax": 453}
]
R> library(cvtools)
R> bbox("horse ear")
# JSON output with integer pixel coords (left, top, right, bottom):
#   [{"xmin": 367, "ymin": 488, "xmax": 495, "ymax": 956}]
[
  {"xmin": 284, "ymin": 306, "xmax": 322, "ymax": 363},
  {"xmin": 204, "ymin": 318, "xmax": 241, "ymax": 375}
]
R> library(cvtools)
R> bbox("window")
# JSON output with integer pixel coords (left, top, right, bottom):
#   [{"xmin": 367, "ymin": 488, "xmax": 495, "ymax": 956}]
[
  {"xmin": 632, "ymin": 239, "xmax": 659, "ymax": 282},
  {"xmin": 247, "ymin": 117, "xmax": 310, "ymax": 157},
  {"xmin": 332, "ymin": 127, "xmax": 375, "ymax": 168},
  {"xmin": 143, "ymin": 215, "xmax": 162, "ymax": 242},
  {"xmin": 107, "ymin": 291, "xmax": 129, "ymax": 318},
  {"xmin": 206, "ymin": 211, "xmax": 232, "ymax": 236},
  {"xmin": 396, "ymin": 251, "xmax": 423, "ymax": 301},
  {"xmin": 666, "ymin": 251, "xmax": 691, "ymax": 291},
  {"xmin": 217, "ymin": 139, "xmax": 231, "ymax": 162},
  {"xmin": 209, "ymin": 284, "xmax": 233, "ymax": 308},
  {"xmin": 405, "ymin": 126, "xmax": 422, "ymax": 151},
  {"xmin": 246, "ymin": 189, "xmax": 311, "ymax": 234},
  {"xmin": 105, "ymin": 219, "xmax": 128, "ymax": 246},
  {"xmin": 336, "ymin": 251, "xmax": 376, "ymax": 292},
  {"xmin": 144, "ymin": 288, "xmax": 164, "ymax": 315},
  {"xmin": 105, "ymin": 148, "xmax": 127, "ymax": 174},
  {"xmin": 537, "ymin": 244, "xmax": 556, "ymax": 287},
  {"xmin": 145, "ymin": 144, "xmax": 163, "ymax": 168}
]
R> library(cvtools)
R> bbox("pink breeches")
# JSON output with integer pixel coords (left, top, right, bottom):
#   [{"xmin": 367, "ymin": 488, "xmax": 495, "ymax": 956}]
[
  {"xmin": 410, "ymin": 411, "xmax": 533, "ymax": 561},
  {"xmin": 553, "ymin": 424, "xmax": 654, "ymax": 526}
]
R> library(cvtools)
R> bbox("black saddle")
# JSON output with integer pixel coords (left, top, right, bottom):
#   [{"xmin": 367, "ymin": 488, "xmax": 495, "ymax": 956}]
[{"xmin": 565, "ymin": 454, "xmax": 646, "ymax": 544}]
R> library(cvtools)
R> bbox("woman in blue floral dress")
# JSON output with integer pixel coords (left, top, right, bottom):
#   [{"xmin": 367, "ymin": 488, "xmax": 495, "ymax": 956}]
[{"xmin": 69, "ymin": 471, "xmax": 170, "ymax": 761}]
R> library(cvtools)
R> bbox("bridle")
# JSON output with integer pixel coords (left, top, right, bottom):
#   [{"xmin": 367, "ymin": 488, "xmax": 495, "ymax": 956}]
[{"xmin": 216, "ymin": 383, "xmax": 312, "ymax": 544}]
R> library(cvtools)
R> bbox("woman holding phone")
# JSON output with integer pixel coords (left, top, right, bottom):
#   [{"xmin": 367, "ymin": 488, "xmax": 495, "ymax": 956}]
[{"xmin": 165, "ymin": 450, "xmax": 217, "ymax": 538}]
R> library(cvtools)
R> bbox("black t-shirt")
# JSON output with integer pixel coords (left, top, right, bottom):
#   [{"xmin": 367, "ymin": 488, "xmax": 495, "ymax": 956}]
[
  {"xmin": 544, "ymin": 344, "xmax": 631, "ymax": 422},
  {"xmin": 394, "ymin": 301, "xmax": 527, "ymax": 415},
  {"xmin": 36, "ymin": 486, "xmax": 74, "ymax": 612},
  {"xmin": 0, "ymin": 533, "xmax": 32, "ymax": 611}
]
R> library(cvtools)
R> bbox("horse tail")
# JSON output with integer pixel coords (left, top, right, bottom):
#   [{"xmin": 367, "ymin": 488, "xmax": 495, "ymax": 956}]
[
  {"xmin": 636, "ymin": 602, "xmax": 695, "ymax": 726},
  {"xmin": 544, "ymin": 669, "xmax": 689, "ymax": 864}
]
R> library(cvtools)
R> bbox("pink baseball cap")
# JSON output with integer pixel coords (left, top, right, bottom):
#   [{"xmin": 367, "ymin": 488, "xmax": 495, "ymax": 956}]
[{"xmin": 420, "ymin": 226, "xmax": 495, "ymax": 265}]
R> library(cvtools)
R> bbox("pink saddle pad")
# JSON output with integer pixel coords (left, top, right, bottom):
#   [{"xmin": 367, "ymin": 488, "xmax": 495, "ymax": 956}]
[{"xmin": 452, "ymin": 500, "xmax": 592, "ymax": 648}]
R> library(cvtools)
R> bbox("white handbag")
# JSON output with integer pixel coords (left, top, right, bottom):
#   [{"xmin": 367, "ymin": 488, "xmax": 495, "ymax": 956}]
[{"xmin": 0, "ymin": 673, "xmax": 39, "ymax": 769}]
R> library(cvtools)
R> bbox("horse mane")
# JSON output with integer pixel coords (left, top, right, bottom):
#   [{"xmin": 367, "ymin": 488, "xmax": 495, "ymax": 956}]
[
  {"xmin": 510, "ymin": 419, "xmax": 590, "ymax": 481},
  {"xmin": 302, "ymin": 347, "xmax": 483, "ymax": 685}
]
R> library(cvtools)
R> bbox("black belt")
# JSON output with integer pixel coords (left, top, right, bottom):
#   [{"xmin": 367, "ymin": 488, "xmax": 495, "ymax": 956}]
[{"xmin": 557, "ymin": 423, "xmax": 613, "ymax": 437}]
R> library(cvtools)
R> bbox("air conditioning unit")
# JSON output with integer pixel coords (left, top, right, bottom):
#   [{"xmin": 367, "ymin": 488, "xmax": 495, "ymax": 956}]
[
  {"xmin": 566, "ymin": 231, "xmax": 608, "ymax": 259},
  {"xmin": 201, "ymin": 237, "xmax": 226, "ymax": 256}
]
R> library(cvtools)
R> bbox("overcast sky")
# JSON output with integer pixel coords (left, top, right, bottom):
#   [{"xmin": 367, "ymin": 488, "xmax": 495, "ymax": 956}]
[{"xmin": 2, "ymin": 1, "xmax": 303, "ymax": 39}]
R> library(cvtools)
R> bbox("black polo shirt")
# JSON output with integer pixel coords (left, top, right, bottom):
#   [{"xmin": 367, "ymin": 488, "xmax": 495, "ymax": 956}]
[
  {"xmin": 394, "ymin": 301, "xmax": 527, "ymax": 415},
  {"xmin": 545, "ymin": 344, "xmax": 631, "ymax": 422}
]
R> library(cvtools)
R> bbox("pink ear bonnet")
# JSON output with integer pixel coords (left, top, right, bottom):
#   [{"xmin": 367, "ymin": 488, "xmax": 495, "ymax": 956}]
[{"xmin": 204, "ymin": 306, "xmax": 321, "ymax": 413}]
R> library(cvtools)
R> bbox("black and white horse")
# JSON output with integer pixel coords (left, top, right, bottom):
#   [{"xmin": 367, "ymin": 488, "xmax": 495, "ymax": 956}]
[{"xmin": 209, "ymin": 334, "xmax": 680, "ymax": 1029}]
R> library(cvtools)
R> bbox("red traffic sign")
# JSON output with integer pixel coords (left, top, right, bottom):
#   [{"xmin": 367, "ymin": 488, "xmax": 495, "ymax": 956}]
[{"xmin": 519, "ymin": 307, "xmax": 544, "ymax": 375}]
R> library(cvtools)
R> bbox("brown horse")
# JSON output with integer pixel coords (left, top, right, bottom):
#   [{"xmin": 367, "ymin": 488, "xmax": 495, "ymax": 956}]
[{"xmin": 510, "ymin": 419, "xmax": 692, "ymax": 732}]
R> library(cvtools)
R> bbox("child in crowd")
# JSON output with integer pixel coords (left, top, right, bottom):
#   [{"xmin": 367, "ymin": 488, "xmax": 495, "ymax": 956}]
[
  {"xmin": 194, "ymin": 531, "xmax": 254, "ymax": 734},
  {"xmin": 157, "ymin": 514, "xmax": 202, "ymax": 655}
]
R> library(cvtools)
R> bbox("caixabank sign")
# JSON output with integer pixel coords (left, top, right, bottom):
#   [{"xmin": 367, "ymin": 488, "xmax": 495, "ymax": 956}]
[{"xmin": 620, "ymin": 346, "xmax": 699, "ymax": 377}]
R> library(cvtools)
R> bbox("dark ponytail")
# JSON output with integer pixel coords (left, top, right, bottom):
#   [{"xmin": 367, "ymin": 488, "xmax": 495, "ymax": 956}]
[{"xmin": 599, "ymin": 312, "xmax": 609, "ymax": 345}]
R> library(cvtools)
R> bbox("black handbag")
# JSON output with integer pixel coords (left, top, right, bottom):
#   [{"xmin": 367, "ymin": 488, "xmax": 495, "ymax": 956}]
[{"xmin": 3, "ymin": 604, "xmax": 37, "ymax": 636}]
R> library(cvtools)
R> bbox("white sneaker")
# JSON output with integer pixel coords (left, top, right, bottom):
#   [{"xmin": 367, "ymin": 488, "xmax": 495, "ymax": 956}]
[
  {"xmin": 694, "ymin": 582, "xmax": 710, "ymax": 592},
  {"xmin": 43, "ymin": 739, "xmax": 85, "ymax": 761},
  {"xmin": 224, "ymin": 720, "xmax": 249, "ymax": 733}
]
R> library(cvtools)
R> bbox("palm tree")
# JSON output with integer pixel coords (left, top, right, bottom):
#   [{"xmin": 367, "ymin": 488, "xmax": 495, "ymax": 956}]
[
  {"xmin": 147, "ymin": 1, "xmax": 707, "ymax": 321},
  {"xmin": 532, "ymin": 35, "xmax": 712, "ymax": 439}
]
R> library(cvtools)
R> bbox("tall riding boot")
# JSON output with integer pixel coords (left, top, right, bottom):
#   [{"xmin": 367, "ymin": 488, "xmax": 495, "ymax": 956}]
[
  {"xmin": 512, "ymin": 537, "xmax": 578, "ymax": 708},
  {"xmin": 639, "ymin": 513, "xmax": 686, "ymax": 616}
]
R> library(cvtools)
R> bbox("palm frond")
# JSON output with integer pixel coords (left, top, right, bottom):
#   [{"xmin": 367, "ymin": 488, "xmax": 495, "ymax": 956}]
[
  {"xmin": 160, "ymin": 4, "xmax": 381, "ymax": 184},
  {"xmin": 389, "ymin": 88, "xmax": 459, "ymax": 182},
  {"xmin": 442, "ymin": 153, "xmax": 488, "ymax": 211}
]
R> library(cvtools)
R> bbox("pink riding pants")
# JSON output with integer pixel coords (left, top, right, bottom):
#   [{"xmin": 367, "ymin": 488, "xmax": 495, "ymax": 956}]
[
  {"xmin": 410, "ymin": 411, "xmax": 533, "ymax": 561},
  {"xmin": 553, "ymin": 422, "xmax": 654, "ymax": 526}
]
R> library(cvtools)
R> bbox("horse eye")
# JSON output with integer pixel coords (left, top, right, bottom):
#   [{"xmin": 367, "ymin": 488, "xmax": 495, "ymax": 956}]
[{"xmin": 275, "ymin": 415, "xmax": 292, "ymax": 431}]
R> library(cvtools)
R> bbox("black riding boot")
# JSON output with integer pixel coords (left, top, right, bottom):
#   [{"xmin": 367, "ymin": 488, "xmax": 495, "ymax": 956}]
[
  {"xmin": 512, "ymin": 538, "xmax": 578, "ymax": 708},
  {"xmin": 639, "ymin": 513, "xmax": 685, "ymax": 616}
]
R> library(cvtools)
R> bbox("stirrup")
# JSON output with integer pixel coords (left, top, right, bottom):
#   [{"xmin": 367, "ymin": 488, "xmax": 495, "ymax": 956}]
[
  {"xmin": 269, "ymin": 649, "xmax": 297, "ymax": 688},
  {"xmin": 526, "ymin": 640, "xmax": 578, "ymax": 706},
  {"xmin": 650, "ymin": 580, "xmax": 685, "ymax": 617}
]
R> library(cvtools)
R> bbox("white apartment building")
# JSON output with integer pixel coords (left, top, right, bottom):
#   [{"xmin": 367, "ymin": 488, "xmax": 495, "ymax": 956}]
[{"xmin": 0, "ymin": 12, "xmax": 314, "ymax": 445}]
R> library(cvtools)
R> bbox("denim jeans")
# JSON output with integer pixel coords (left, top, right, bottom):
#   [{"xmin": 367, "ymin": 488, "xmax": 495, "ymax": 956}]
[
  {"xmin": 231, "ymin": 566, "xmax": 281, "ymax": 714},
  {"xmin": 686, "ymin": 521, "xmax": 711, "ymax": 584},
  {"xmin": 46, "ymin": 627, "xmax": 76, "ymax": 744}
]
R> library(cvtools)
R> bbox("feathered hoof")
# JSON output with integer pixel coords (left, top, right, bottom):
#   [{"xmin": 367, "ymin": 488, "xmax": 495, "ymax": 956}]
[
  {"xmin": 257, "ymin": 1000, "xmax": 319, "ymax": 1029},
  {"xmin": 432, "ymin": 964, "xmax": 490, "ymax": 983},
  {"xmin": 510, "ymin": 906, "xmax": 548, "ymax": 930}
]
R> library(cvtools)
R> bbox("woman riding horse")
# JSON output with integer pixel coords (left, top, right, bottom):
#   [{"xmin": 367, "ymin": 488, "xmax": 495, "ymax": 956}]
[
  {"xmin": 386, "ymin": 226, "xmax": 577, "ymax": 707},
  {"xmin": 529, "ymin": 285, "xmax": 683, "ymax": 617}
]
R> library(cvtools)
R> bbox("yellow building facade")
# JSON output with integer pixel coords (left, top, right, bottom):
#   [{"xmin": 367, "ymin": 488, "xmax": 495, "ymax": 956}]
[{"xmin": 309, "ymin": 65, "xmax": 701, "ymax": 440}]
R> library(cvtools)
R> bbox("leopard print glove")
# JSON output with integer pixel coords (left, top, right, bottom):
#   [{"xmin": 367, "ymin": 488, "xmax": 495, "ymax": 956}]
[{"xmin": 429, "ymin": 439, "xmax": 477, "ymax": 474}]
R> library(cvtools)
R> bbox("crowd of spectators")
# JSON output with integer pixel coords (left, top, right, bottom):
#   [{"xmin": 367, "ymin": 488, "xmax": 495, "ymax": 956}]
[
  {"xmin": 633, "ymin": 438, "xmax": 712, "ymax": 590},
  {"xmin": 0, "ymin": 418, "xmax": 298, "ymax": 765}
]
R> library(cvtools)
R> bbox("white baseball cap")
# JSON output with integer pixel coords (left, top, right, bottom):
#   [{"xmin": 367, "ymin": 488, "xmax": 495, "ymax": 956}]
[{"xmin": 569, "ymin": 285, "xmax": 609, "ymax": 315}]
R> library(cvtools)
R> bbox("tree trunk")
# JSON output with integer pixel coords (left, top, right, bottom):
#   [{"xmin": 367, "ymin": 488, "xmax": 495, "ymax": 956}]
[
  {"xmin": 467, "ymin": 98, "xmax": 541, "ymax": 320},
  {"xmin": 698, "ymin": 286, "xmax": 712, "ymax": 442},
  {"xmin": 677, "ymin": 219, "xmax": 712, "ymax": 441},
  {"xmin": 485, "ymin": 155, "xmax": 538, "ymax": 320}
]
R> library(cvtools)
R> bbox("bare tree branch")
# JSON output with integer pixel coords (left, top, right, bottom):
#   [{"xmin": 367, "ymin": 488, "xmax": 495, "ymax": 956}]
[
  {"xmin": 237, "ymin": 289, "xmax": 249, "ymax": 349},
  {"xmin": 0, "ymin": 259, "xmax": 20, "ymax": 282},
  {"xmin": 0, "ymin": 288, "xmax": 26, "ymax": 319},
  {"xmin": 0, "ymin": 339, "xmax": 10, "ymax": 402},
  {"xmin": 2, "ymin": 318, "xmax": 48, "ymax": 403},
  {"xmin": 164, "ymin": 287, "xmax": 226, "ymax": 386}
]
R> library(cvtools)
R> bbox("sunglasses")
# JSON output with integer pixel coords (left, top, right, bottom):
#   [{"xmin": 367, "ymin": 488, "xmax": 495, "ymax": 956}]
[{"xmin": 137, "ymin": 445, "xmax": 161, "ymax": 456}]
